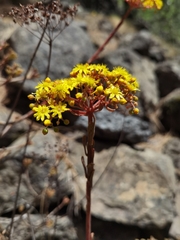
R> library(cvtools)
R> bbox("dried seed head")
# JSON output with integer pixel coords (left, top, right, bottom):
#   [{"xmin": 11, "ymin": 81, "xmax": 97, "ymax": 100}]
[
  {"xmin": 8, "ymin": 1, "xmax": 79, "ymax": 42},
  {"xmin": 45, "ymin": 187, "xmax": 56, "ymax": 198},
  {"xmin": 23, "ymin": 158, "xmax": 33, "ymax": 167}
]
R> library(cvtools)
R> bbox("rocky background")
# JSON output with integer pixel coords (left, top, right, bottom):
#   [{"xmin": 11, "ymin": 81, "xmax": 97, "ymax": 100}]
[{"xmin": 1, "ymin": 0, "xmax": 180, "ymax": 240}]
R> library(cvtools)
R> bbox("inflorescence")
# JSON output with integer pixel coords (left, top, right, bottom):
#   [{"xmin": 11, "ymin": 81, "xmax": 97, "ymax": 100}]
[
  {"xmin": 8, "ymin": 1, "xmax": 78, "ymax": 41},
  {"xmin": 28, "ymin": 64, "xmax": 140, "ymax": 130},
  {"xmin": 126, "ymin": 0, "xmax": 163, "ymax": 9}
]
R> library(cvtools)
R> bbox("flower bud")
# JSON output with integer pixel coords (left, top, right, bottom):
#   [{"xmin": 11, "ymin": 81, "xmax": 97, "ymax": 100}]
[
  {"xmin": 119, "ymin": 98, "xmax": 127, "ymax": 104},
  {"xmin": 63, "ymin": 119, "xmax": 70, "ymax": 125},
  {"xmin": 133, "ymin": 96, "xmax": 138, "ymax": 101},
  {"xmin": 68, "ymin": 100, "xmax": 75, "ymax": 106},
  {"xmin": 132, "ymin": 108, "xmax": 139, "ymax": 114},
  {"xmin": 28, "ymin": 94, "xmax": 35, "ymax": 100},
  {"xmin": 42, "ymin": 128, "xmax": 48, "ymax": 135},
  {"xmin": 29, "ymin": 103, "xmax": 35, "ymax": 109},
  {"xmin": 44, "ymin": 119, "xmax": 52, "ymax": 126},
  {"xmin": 45, "ymin": 77, "xmax": 51, "ymax": 83},
  {"xmin": 54, "ymin": 127, "xmax": 59, "ymax": 132},
  {"xmin": 111, "ymin": 98, "xmax": 118, "ymax": 103},
  {"xmin": 76, "ymin": 92, "xmax": 83, "ymax": 98},
  {"xmin": 96, "ymin": 85, "xmax": 104, "ymax": 93}
]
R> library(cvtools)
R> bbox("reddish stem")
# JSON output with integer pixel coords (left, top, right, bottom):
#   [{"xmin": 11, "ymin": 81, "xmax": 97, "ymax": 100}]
[
  {"xmin": 85, "ymin": 112, "xmax": 95, "ymax": 240},
  {"xmin": 84, "ymin": 7, "xmax": 133, "ymax": 239},
  {"xmin": 87, "ymin": 6, "xmax": 132, "ymax": 64}
]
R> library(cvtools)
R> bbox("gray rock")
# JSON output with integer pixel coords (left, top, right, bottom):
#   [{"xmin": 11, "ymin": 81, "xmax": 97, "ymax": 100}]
[
  {"xmin": 0, "ymin": 127, "xmax": 177, "ymax": 236},
  {"xmin": 169, "ymin": 216, "xmax": 180, "ymax": 240},
  {"xmin": 0, "ymin": 18, "xmax": 18, "ymax": 42},
  {"xmin": 0, "ymin": 106, "xmax": 34, "ymax": 147},
  {"xmin": 162, "ymin": 136, "xmax": 180, "ymax": 169},
  {"xmin": 155, "ymin": 88, "xmax": 180, "ymax": 133},
  {"xmin": 170, "ymin": 187, "xmax": 180, "ymax": 239},
  {"xmin": 10, "ymin": 21, "xmax": 95, "ymax": 92},
  {"xmin": 129, "ymin": 30, "xmax": 153, "ymax": 56},
  {"xmin": 0, "ymin": 129, "xmax": 74, "ymax": 215},
  {"xmin": 81, "ymin": 144, "xmax": 176, "ymax": 228},
  {"xmin": 0, "ymin": 159, "xmax": 31, "ymax": 216},
  {"xmin": 0, "ymin": 215, "xmax": 78, "ymax": 240},
  {"xmin": 124, "ymin": 30, "xmax": 165, "ymax": 62},
  {"xmin": 68, "ymin": 139, "xmax": 176, "ymax": 228},
  {"xmin": 75, "ymin": 108, "xmax": 152, "ymax": 144},
  {"xmin": 155, "ymin": 58, "xmax": 180, "ymax": 98}
]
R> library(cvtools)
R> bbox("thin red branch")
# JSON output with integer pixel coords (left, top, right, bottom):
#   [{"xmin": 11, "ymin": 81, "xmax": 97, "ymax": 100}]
[
  {"xmin": 85, "ymin": 112, "xmax": 95, "ymax": 240},
  {"xmin": 87, "ymin": 6, "xmax": 132, "ymax": 64}
]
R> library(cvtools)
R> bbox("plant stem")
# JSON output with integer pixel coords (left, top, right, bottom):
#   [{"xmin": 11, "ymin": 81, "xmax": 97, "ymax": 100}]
[
  {"xmin": 87, "ymin": 6, "xmax": 132, "ymax": 64},
  {"xmin": 46, "ymin": 38, "xmax": 52, "ymax": 77},
  {"xmin": 85, "ymin": 113, "xmax": 95, "ymax": 240}
]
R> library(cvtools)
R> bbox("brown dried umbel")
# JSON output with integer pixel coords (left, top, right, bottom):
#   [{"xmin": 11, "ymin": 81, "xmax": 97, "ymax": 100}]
[
  {"xmin": 0, "ymin": 42, "xmax": 23, "ymax": 80},
  {"xmin": 8, "ymin": 1, "xmax": 78, "ymax": 42}
]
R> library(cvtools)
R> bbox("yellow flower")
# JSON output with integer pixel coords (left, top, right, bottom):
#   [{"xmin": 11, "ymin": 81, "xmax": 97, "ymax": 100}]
[
  {"xmin": 65, "ymin": 78, "xmax": 79, "ymax": 89},
  {"xmin": 126, "ymin": 0, "xmax": 163, "ymax": 9},
  {"xmin": 142, "ymin": 0, "xmax": 163, "ymax": 9},
  {"xmin": 111, "ymin": 67, "xmax": 131, "ymax": 78},
  {"xmin": 52, "ymin": 80, "xmax": 70, "ymax": 100},
  {"xmin": 35, "ymin": 79, "xmax": 54, "ymax": 92},
  {"xmin": 33, "ymin": 105, "xmax": 50, "ymax": 121},
  {"xmin": 70, "ymin": 63, "xmax": 90, "ymax": 76},
  {"xmin": 29, "ymin": 63, "xmax": 140, "ymax": 131},
  {"xmin": 35, "ymin": 88, "xmax": 48, "ymax": 101},
  {"xmin": 105, "ymin": 85, "xmax": 123, "ymax": 101},
  {"xmin": 50, "ymin": 103, "xmax": 69, "ymax": 119},
  {"xmin": 77, "ymin": 74, "xmax": 97, "ymax": 88},
  {"xmin": 110, "ymin": 67, "xmax": 139, "ymax": 92},
  {"xmin": 88, "ymin": 64, "xmax": 109, "ymax": 75}
]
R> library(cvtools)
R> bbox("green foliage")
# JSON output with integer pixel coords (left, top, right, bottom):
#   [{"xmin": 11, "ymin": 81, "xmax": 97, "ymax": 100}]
[
  {"xmin": 134, "ymin": 0, "xmax": 180, "ymax": 45},
  {"xmin": 78, "ymin": 0, "xmax": 178, "ymax": 46}
]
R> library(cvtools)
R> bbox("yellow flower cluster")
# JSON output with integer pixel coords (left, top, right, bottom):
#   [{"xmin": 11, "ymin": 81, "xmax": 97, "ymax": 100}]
[
  {"xmin": 28, "ymin": 64, "xmax": 139, "ymax": 127},
  {"xmin": 126, "ymin": 0, "xmax": 163, "ymax": 9}
]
